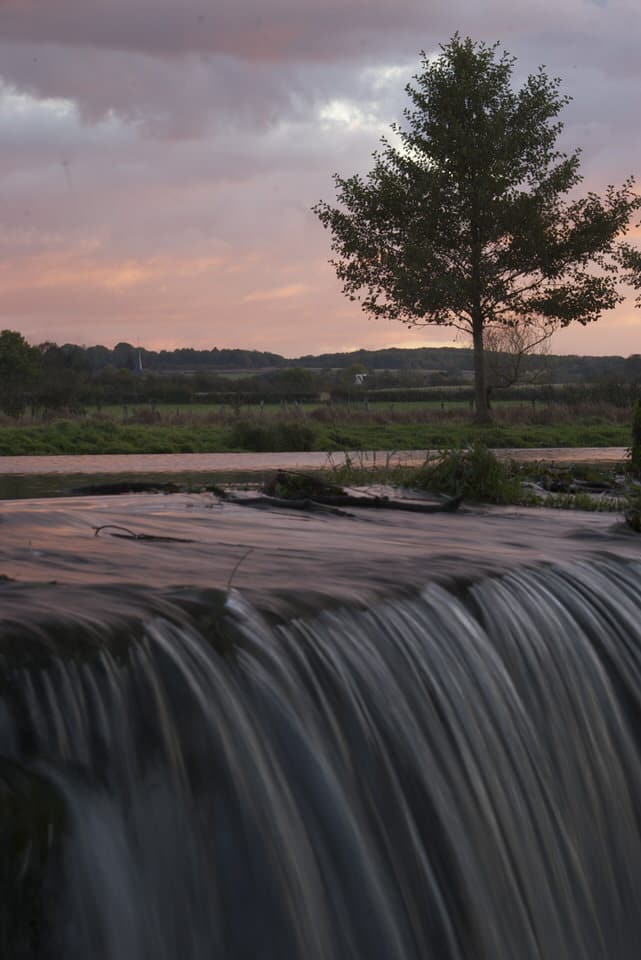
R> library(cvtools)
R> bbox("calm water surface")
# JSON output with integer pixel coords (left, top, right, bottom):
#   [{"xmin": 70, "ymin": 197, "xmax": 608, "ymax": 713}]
[{"xmin": 0, "ymin": 448, "xmax": 628, "ymax": 475}]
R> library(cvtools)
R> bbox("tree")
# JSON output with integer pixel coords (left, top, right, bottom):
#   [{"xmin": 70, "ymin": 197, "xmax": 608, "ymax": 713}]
[
  {"xmin": 112, "ymin": 341, "xmax": 135, "ymax": 371},
  {"xmin": 36, "ymin": 341, "xmax": 89, "ymax": 412},
  {"xmin": 468, "ymin": 318, "xmax": 557, "ymax": 408},
  {"xmin": 617, "ymin": 243, "xmax": 641, "ymax": 313},
  {"xmin": 0, "ymin": 330, "xmax": 40, "ymax": 417},
  {"xmin": 313, "ymin": 35, "xmax": 640, "ymax": 421},
  {"xmin": 624, "ymin": 354, "xmax": 641, "ymax": 385}
]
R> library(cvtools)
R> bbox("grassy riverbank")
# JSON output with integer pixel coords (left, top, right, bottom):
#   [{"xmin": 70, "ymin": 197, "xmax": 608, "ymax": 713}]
[{"xmin": 0, "ymin": 402, "xmax": 633, "ymax": 455}]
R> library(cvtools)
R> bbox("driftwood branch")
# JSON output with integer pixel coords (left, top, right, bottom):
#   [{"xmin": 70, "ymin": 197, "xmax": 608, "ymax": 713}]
[
  {"xmin": 225, "ymin": 496, "xmax": 354, "ymax": 517},
  {"xmin": 301, "ymin": 493, "xmax": 462, "ymax": 513},
  {"xmin": 227, "ymin": 546, "xmax": 255, "ymax": 591},
  {"xmin": 93, "ymin": 525, "xmax": 195, "ymax": 543},
  {"xmin": 265, "ymin": 469, "xmax": 352, "ymax": 496},
  {"xmin": 224, "ymin": 493, "xmax": 462, "ymax": 514}
]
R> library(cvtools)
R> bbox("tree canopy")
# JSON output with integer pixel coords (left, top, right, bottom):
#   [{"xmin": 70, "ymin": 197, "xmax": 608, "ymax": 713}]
[
  {"xmin": 0, "ymin": 329, "xmax": 40, "ymax": 417},
  {"xmin": 313, "ymin": 35, "xmax": 641, "ymax": 420}
]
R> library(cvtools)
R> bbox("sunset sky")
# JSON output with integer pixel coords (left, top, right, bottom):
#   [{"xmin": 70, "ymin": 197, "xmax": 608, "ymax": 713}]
[{"xmin": 1, "ymin": 0, "xmax": 640, "ymax": 357}]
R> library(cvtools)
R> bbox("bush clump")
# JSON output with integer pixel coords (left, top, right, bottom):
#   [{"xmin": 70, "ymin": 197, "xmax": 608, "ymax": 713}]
[
  {"xmin": 226, "ymin": 418, "xmax": 315, "ymax": 452},
  {"xmin": 413, "ymin": 442, "xmax": 521, "ymax": 504},
  {"xmin": 624, "ymin": 483, "xmax": 641, "ymax": 531},
  {"xmin": 624, "ymin": 403, "xmax": 641, "ymax": 529},
  {"xmin": 629, "ymin": 400, "xmax": 641, "ymax": 479}
]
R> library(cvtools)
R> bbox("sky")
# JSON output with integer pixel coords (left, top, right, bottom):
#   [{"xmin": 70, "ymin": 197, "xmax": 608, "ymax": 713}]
[{"xmin": 1, "ymin": 0, "xmax": 640, "ymax": 357}]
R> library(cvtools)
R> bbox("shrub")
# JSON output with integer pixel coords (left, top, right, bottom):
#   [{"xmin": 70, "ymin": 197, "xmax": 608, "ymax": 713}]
[
  {"xmin": 621, "ymin": 395, "xmax": 641, "ymax": 529},
  {"xmin": 129, "ymin": 407, "xmax": 161, "ymax": 424},
  {"xmin": 226, "ymin": 418, "xmax": 315, "ymax": 452},
  {"xmin": 624, "ymin": 482, "xmax": 641, "ymax": 531},
  {"xmin": 629, "ymin": 401, "xmax": 641, "ymax": 479},
  {"xmin": 413, "ymin": 443, "xmax": 522, "ymax": 503}
]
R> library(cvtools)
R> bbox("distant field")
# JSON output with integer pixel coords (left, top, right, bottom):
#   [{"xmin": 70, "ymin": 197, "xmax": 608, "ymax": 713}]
[
  {"xmin": 93, "ymin": 398, "xmax": 520, "ymax": 419},
  {"xmin": 0, "ymin": 401, "xmax": 632, "ymax": 456}
]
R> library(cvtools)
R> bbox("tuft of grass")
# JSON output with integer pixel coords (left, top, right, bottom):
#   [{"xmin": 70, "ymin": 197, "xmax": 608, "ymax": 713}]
[
  {"xmin": 629, "ymin": 400, "xmax": 641, "ymax": 479},
  {"xmin": 541, "ymin": 492, "xmax": 621, "ymax": 512},
  {"xmin": 323, "ymin": 447, "xmax": 416, "ymax": 481},
  {"xmin": 412, "ymin": 443, "xmax": 522, "ymax": 504}
]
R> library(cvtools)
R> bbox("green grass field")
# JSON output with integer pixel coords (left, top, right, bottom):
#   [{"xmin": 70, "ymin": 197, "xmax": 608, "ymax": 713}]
[
  {"xmin": 92, "ymin": 398, "xmax": 513, "ymax": 418},
  {"xmin": 0, "ymin": 403, "xmax": 631, "ymax": 456}
]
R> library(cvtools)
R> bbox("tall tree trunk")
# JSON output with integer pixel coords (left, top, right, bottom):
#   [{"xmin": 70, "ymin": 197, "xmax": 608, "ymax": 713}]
[
  {"xmin": 469, "ymin": 204, "xmax": 491, "ymax": 423},
  {"xmin": 485, "ymin": 383, "xmax": 494, "ymax": 412},
  {"xmin": 472, "ymin": 310, "xmax": 491, "ymax": 423}
]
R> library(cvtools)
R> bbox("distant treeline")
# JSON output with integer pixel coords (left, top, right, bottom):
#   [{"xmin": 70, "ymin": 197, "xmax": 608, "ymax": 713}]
[
  {"xmin": 16, "ymin": 341, "xmax": 480, "ymax": 374},
  {"xmin": 1, "ymin": 330, "xmax": 641, "ymax": 418},
  {"xmin": 32, "ymin": 340, "xmax": 641, "ymax": 380}
]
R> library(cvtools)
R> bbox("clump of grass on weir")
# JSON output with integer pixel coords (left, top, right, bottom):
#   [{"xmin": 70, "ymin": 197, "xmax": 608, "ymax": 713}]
[{"xmin": 411, "ymin": 443, "xmax": 523, "ymax": 504}]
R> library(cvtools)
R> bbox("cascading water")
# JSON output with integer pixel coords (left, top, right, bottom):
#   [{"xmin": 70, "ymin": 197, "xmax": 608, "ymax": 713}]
[{"xmin": 3, "ymin": 556, "xmax": 641, "ymax": 959}]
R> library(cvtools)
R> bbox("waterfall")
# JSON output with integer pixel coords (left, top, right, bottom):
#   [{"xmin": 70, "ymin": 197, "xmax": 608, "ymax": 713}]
[{"xmin": 3, "ymin": 557, "xmax": 641, "ymax": 959}]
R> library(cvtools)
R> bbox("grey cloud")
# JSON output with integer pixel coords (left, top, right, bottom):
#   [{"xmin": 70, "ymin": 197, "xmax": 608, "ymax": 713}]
[
  {"xmin": 1, "ymin": 0, "xmax": 635, "ymax": 70},
  {"xmin": 0, "ymin": 0, "xmax": 437, "ymax": 59},
  {"xmin": 0, "ymin": 43, "xmax": 313, "ymax": 133},
  {"xmin": 2, "ymin": 0, "xmax": 638, "ymax": 153}
]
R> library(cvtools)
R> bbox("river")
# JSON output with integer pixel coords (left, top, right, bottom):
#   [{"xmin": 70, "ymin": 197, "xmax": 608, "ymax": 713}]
[
  {"xmin": 0, "ymin": 447, "xmax": 627, "ymax": 500},
  {"xmin": 0, "ymin": 447, "xmax": 628, "ymax": 475}
]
